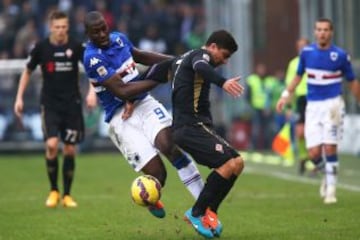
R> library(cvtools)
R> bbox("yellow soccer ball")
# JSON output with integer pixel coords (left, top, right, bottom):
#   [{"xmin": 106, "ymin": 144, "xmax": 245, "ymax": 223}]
[{"xmin": 131, "ymin": 175, "xmax": 161, "ymax": 206}]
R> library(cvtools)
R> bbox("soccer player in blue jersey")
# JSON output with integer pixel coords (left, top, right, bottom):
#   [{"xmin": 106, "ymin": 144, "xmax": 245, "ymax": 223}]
[
  {"xmin": 82, "ymin": 11, "xmax": 204, "ymax": 217},
  {"xmin": 277, "ymin": 18, "xmax": 360, "ymax": 204}
]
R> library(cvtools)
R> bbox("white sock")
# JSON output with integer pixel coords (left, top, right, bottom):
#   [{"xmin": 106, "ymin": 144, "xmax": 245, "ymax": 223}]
[
  {"xmin": 176, "ymin": 160, "xmax": 204, "ymax": 199},
  {"xmin": 325, "ymin": 162, "xmax": 339, "ymax": 186}
]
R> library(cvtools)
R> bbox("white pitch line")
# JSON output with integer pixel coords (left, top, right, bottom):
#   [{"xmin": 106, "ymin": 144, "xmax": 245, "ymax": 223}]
[{"xmin": 245, "ymin": 166, "xmax": 360, "ymax": 192}]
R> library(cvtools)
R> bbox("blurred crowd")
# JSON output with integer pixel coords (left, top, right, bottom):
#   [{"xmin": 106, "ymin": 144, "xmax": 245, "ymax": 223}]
[
  {"xmin": 0, "ymin": 0, "xmax": 291, "ymax": 152},
  {"xmin": 0, "ymin": 0, "xmax": 206, "ymax": 59}
]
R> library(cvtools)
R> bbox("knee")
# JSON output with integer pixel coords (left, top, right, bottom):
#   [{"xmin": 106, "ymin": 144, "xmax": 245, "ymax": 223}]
[
  {"xmin": 157, "ymin": 141, "xmax": 175, "ymax": 159},
  {"xmin": 233, "ymin": 156, "xmax": 245, "ymax": 175},
  {"xmin": 63, "ymin": 144, "xmax": 76, "ymax": 156},
  {"xmin": 46, "ymin": 142, "xmax": 58, "ymax": 159}
]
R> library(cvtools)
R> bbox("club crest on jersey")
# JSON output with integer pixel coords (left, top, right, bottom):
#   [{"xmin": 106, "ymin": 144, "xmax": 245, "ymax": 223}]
[
  {"xmin": 215, "ymin": 144, "xmax": 224, "ymax": 153},
  {"xmin": 202, "ymin": 53, "xmax": 210, "ymax": 62},
  {"xmin": 116, "ymin": 37, "xmax": 124, "ymax": 47},
  {"xmin": 96, "ymin": 66, "xmax": 108, "ymax": 77},
  {"xmin": 330, "ymin": 52, "xmax": 338, "ymax": 61},
  {"xmin": 90, "ymin": 57, "xmax": 101, "ymax": 67},
  {"xmin": 65, "ymin": 49, "xmax": 73, "ymax": 58}
]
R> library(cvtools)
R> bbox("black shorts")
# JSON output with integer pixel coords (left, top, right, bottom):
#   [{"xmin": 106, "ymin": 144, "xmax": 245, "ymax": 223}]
[
  {"xmin": 173, "ymin": 123, "xmax": 239, "ymax": 169},
  {"xmin": 296, "ymin": 96, "xmax": 307, "ymax": 124},
  {"xmin": 41, "ymin": 104, "xmax": 84, "ymax": 144}
]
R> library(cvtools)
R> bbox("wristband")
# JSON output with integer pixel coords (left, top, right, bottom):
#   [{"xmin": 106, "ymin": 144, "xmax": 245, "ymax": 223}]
[{"xmin": 281, "ymin": 89, "xmax": 290, "ymax": 98}]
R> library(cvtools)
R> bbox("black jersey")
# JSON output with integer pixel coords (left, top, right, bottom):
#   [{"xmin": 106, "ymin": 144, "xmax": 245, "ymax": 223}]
[
  {"xmin": 171, "ymin": 49, "xmax": 225, "ymax": 129},
  {"xmin": 27, "ymin": 37, "xmax": 84, "ymax": 109}
]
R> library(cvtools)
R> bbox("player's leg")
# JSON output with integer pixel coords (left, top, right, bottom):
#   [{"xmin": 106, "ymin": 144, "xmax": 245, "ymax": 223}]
[
  {"xmin": 139, "ymin": 95, "xmax": 204, "ymax": 199},
  {"xmin": 108, "ymin": 107, "xmax": 167, "ymax": 217},
  {"xmin": 320, "ymin": 97, "xmax": 345, "ymax": 204},
  {"xmin": 42, "ymin": 106, "xmax": 61, "ymax": 208},
  {"xmin": 174, "ymin": 123, "xmax": 244, "ymax": 237},
  {"xmin": 322, "ymin": 144, "xmax": 338, "ymax": 204},
  {"xmin": 296, "ymin": 96, "xmax": 311, "ymax": 175},
  {"xmin": 59, "ymin": 105, "xmax": 85, "ymax": 207},
  {"xmin": 154, "ymin": 126, "xmax": 204, "ymax": 199}
]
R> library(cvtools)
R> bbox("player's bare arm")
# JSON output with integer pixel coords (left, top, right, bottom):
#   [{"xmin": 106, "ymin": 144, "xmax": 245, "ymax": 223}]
[
  {"xmin": 276, "ymin": 75, "xmax": 302, "ymax": 113},
  {"xmin": 132, "ymin": 47, "xmax": 173, "ymax": 66},
  {"xmin": 85, "ymin": 83, "xmax": 98, "ymax": 110},
  {"xmin": 14, "ymin": 68, "xmax": 33, "ymax": 118},
  {"xmin": 100, "ymin": 73, "xmax": 160, "ymax": 100}
]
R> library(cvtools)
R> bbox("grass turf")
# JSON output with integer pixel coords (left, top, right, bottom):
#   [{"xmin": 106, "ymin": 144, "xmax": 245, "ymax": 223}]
[{"xmin": 0, "ymin": 152, "xmax": 359, "ymax": 240}]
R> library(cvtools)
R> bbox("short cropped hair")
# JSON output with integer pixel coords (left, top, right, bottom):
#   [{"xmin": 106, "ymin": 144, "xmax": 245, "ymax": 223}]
[
  {"xmin": 315, "ymin": 18, "xmax": 334, "ymax": 30},
  {"xmin": 49, "ymin": 11, "xmax": 68, "ymax": 21},
  {"xmin": 205, "ymin": 30, "xmax": 238, "ymax": 53}
]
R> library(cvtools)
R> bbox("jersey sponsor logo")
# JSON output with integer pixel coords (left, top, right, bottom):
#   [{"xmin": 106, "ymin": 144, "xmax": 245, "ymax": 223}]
[
  {"xmin": 90, "ymin": 57, "xmax": 101, "ymax": 67},
  {"xmin": 96, "ymin": 66, "xmax": 108, "ymax": 77},
  {"xmin": 54, "ymin": 52, "xmax": 65, "ymax": 57},
  {"xmin": 215, "ymin": 143, "xmax": 224, "ymax": 153},
  {"xmin": 330, "ymin": 52, "xmax": 338, "ymax": 61},
  {"xmin": 202, "ymin": 53, "xmax": 210, "ymax": 62}
]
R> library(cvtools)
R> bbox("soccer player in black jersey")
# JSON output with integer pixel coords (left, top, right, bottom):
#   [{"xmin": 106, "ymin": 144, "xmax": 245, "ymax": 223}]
[
  {"xmin": 171, "ymin": 30, "xmax": 244, "ymax": 238},
  {"xmin": 14, "ymin": 11, "xmax": 97, "ymax": 208}
]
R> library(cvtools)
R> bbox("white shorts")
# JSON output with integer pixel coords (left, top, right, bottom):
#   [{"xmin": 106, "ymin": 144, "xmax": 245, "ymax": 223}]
[
  {"xmin": 305, "ymin": 96, "xmax": 345, "ymax": 148},
  {"xmin": 108, "ymin": 95, "xmax": 172, "ymax": 172}
]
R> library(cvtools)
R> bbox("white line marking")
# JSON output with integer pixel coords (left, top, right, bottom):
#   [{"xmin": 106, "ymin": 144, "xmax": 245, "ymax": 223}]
[{"xmin": 245, "ymin": 166, "xmax": 360, "ymax": 192}]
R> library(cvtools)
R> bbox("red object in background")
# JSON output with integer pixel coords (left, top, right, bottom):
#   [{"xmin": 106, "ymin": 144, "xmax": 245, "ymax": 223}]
[{"xmin": 228, "ymin": 120, "xmax": 251, "ymax": 150}]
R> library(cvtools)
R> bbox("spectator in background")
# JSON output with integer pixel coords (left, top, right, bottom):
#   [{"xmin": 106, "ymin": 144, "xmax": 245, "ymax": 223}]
[
  {"xmin": 285, "ymin": 37, "xmax": 311, "ymax": 175},
  {"xmin": 138, "ymin": 24, "xmax": 167, "ymax": 53},
  {"xmin": 246, "ymin": 63, "xmax": 275, "ymax": 150}
]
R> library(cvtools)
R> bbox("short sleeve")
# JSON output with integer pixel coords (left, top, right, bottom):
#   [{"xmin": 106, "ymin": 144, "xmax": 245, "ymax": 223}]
[
  {"xmin": 26, "ymin": 42, "xmax": 41, "ymax": 71},
  {"xmin": 83, "ymin": 53, "xmax": 117, "ymax": 83}
]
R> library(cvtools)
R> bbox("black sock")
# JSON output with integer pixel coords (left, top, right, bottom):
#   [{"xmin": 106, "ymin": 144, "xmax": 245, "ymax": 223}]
[
  {"xmin": 209, "ymin": 174, "xmax": 238, "ymax": 213},
  {"xmin": 63, "ymin": 155, "xmax": 75, "ymax": 196},
  {"xmin": 192, "ymin": 171, "xmax": 228, "ymax": 217},
  {"xmin": 46, "ymin": 157, "xmax": 58, "ymax": 191}
]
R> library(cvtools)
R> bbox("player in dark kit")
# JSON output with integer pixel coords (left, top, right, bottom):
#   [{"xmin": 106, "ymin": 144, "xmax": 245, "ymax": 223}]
[
  {"xmin": 171, "ymin": 30, "xmax": 245, "ymax": 238},
  {"xmin": 14, "ymin": 11, "xmax": 97, "ymax": 208}
]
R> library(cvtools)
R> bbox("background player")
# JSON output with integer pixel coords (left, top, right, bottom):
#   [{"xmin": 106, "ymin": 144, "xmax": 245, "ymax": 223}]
[
  {"xmin": 277, "ymin": 18, "xmax": 360, "ymax": 204},
  {"xmin": 14, "ymin": 11, "xmax": 97, "ymax": 208},
  {"xmin": 83, "ymin": 11, "xmax": 204, "ymax": 218},
  {"xmin": 284, "ymin": 38, "xmax": 312, "ymax": 175},
  {"xmin": 171, "ymin": 30, "xmax": 244, "ymax": 238}
]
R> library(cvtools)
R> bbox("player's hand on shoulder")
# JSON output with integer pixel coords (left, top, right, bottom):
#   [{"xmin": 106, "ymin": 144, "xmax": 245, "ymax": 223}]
[{"xmin": 223, "ymin": 76, "xmax": 244, "ymax": 97}]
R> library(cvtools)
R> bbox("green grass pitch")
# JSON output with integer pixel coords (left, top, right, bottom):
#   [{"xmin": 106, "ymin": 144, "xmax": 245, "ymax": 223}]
[{"xmin": 0, "ymin": 152, "xmax": 359, "ymax": 240}]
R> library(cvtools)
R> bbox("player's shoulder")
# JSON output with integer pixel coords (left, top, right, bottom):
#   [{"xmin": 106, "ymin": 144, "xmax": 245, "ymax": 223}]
[
  {"xmin": 302, "ymin": 43, "xmax": 316, "ymax": 52},
  {"xmin": 330, "ymin": 44, "xmax": 349, "ymax": 57},
  {"xmin": 83, "ymin": 45, "xmax": 106, "ymax": 70}
]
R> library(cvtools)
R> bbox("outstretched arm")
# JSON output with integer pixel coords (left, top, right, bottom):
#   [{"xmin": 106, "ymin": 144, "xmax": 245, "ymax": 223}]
[
  {"xmin": 132, "ymin": 47, "xmax": 173, "ymax": 65},
  {"xmin": 100, "ymin": 73, "xmax": 160, "ymax": 100}
]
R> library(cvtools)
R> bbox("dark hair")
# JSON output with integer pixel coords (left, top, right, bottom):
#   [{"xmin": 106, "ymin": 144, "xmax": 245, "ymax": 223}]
[
  {"xmin": 84, "ymin": 11, "xmax": 104, "ymax": 30},
  {"xmin": 205, "ymin": 30, "xmax": 238, "ymax": 53},
  {"xmin": 49, "ymin": 11, "xmax": 68, "ymax": 21},
  {"xmin": 315, "ymin": 18, "xmax": 334, "ymax": 30}
]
